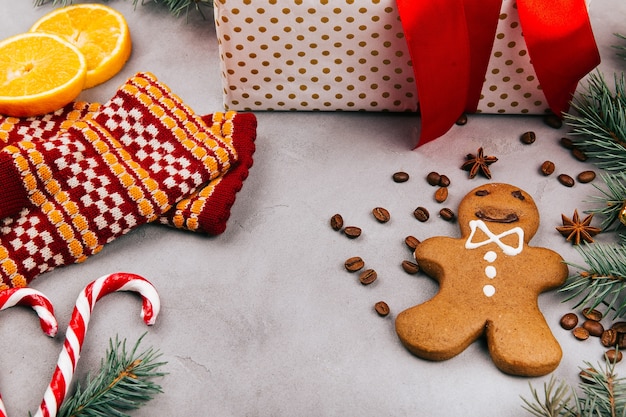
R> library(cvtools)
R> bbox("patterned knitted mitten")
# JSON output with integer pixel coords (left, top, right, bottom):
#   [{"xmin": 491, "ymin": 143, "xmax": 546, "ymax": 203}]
[
  {"xmin": 0, "ymin": 99, "xmax": 256, "ymax": 235},
  {"xmin": 0, "ymin": 72, "xmax": 238, "ymax": 288}
]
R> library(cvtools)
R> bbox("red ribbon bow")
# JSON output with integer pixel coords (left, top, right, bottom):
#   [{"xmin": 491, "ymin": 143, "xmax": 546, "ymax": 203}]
[{"xmin": 396, "ymin": 0, "xmax": 600, "ymax": 147}]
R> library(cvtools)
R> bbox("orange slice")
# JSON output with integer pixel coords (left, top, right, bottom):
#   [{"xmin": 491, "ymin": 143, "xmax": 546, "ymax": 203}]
[
  {"xmin": 30, "ymin": 3, "xmax": 132, "ymax": 89},
  {"xmin": 0, "ymin": 32, "xmax": 87, "ymax": 117}
]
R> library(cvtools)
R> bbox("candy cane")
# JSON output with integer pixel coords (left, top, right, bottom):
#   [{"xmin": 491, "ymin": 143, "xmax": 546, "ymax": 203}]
[
  {"xmin": 35, "ymin": 272, "xmax": 161, "ymax": 417},
  {"xmin": 0, "ymin": 288, "xmax": 58, "ymax": 417}
]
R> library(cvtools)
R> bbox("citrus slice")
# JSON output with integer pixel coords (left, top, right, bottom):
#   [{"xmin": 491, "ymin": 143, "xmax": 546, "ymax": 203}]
[
  {"xmin": 30, "ymin": 3, "xmax": 132, "ymax": 89},
  {"xmin": 0, "ymin": 32, "xmax": 87, "ymax": 117}
]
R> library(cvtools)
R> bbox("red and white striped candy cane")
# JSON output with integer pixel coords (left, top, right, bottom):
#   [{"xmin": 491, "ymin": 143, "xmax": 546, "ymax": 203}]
[
  {"xmin": 0, "ymin": 288, "xmax": 58, "ymax": 417},
  {"xmin": 34, "ymin": 272, "xmax": 161, "ymax": 417}
]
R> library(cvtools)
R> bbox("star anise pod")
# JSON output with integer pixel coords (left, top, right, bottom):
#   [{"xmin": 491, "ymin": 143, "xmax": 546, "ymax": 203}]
[
  {"xmin": 556, "ymin": 209, "xmax": 601, "ymax": 245},
  {"xmin": 461, "ymin": 147, "xmax": 498, "ymax": 179}
]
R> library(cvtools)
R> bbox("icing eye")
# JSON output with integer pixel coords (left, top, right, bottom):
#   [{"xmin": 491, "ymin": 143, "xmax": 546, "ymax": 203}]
[
  {"xmin": 475, "ymin": 190, "xmax": 490, "ymax": 196},
  {"xmin": 511, "ymin": 190, "xmax": 525, "ymax": 201}
]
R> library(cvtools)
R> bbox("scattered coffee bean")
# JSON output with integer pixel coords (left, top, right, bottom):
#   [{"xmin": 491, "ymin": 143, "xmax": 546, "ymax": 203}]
[
  {"xmin": 392, "ymin": 171, "xmax": 410, "ymax": 183},
  {"xmin": 438, "ymin": 175, "xmax": 451, "ymax": 187},
  {"xmin": 583, "ymin": 307, "xmax": 603, "ymax": 321},
  {"xmin": 455, "ymin": 113, "xmax": 468, "ymax": 126},
  {"xmin": 560, "ymin": 313, "xmax": 578, "ymax": 330},
  {"xmin": 426, "ymin": 172, "xmax": 441, "ymax": 186},
  {"xmin": 579, "ymin": 368, "xmax": 595, "ymax": 383},
  {"xmin": 520, "ymin": 131, "xmax": 536, "ymax": 144},
  {"xmin": 557, "ymin": 174, "xmax": 575, "ymax": 187},
  {"xmin": 405, "ymin": 235, "xmax": 420, "ymax": 251},
  {"xmin": 434, "ymin": 187, "xmax": 448, "ymax": 203},
  {"xmin": 577, "ymin": 170, "xmax": 596, "ymax": 183},
  {"xmin": 601, "ymin": 329, "xmax": 617, "ymax": 347},
  {"xmin": 372, "ymin": 207, "xmax": 391, "ymax": 223},
  {"xmin": 544, "ymin": 114, "xmax": 563, "ymax": 129},
  {"xmin": 582, "ymin": 319, "xmax": 604, "ymax": 337},
  {"xmin": 359, "ymin": 269, "xmax": 377, "ymax": 285},
  {"xmin": 540, "ymin": 161, "xmax": 555, "ymax": 176},
  {"xmin": 572, "ymin": 148, "xmax": 588, "ymax": 161},
  {"xmin": 413, "ymin": 206, "xmax": 430, "ymax": 222},
  {"xmin": 573, "ymin": 326, "xmax": 590, "ymax": 340},
  {"xmin": 374, "ymin": 301, "xmax": 390, "ymax": 317},
  {"xmin": 612, "ymin": 322, "xmax": 626, "ymax": 333},
  {"xmin": 344, "ymin": 226, "xmax": 362, "ymax": 239},
  {"xmin": 606, "ymin": 348, "xmax": 623, "ymax": 363},
  {"xmin": 330, "ymin": 213, "xmax": 344, "ymax": 231},
  {"xmin": 344, "ymin": 256, "xmax": 364, "ymax": 272},
  {"xmin": 619, "ymin": 333, "xmax": 626, "ymax": 349},
  {"xmin": 560, "ymin": 137, "xmax": 575, "ymax": 149},
  {"xmin": 402, "ymin": 260, "xmax": 419, "ymax": 274},
  {"xmin": 439, "ymin": 208, "xmax": 455, "ymax": 222}
]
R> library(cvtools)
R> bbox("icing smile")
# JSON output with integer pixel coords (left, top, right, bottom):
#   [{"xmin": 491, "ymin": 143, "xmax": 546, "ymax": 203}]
[{"xmin": 475, "ymin": 208, "xmax": 519, "ymax": 223}]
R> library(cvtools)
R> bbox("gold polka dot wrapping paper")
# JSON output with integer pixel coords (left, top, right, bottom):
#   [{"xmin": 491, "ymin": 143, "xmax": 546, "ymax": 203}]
[{"xmin": 213, "ymin": 0, "xmax": 582, "ymax": 115}]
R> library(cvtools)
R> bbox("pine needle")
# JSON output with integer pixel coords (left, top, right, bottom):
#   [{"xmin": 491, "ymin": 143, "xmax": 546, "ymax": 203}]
[
  {"xmin": 33, "ymin": 0, "xmax": 213, "ymax": 18},
  {"xmin": 564, "ymin": 71, "xmax": 626, "ymax": 172},
  {"xmin": 585, "ymin": 172, "xmax": 626, "ymax": 232},
  {"xmin": 521, "ymin": 376, "xmax": 577, "ymax": 417},
  {"xmin": 560, "ymin": 244, "xmax": 626, "ymax": 319},
  {"xmin": 56, "ymin": 334, "xmax": 167, "ymax": 417}
]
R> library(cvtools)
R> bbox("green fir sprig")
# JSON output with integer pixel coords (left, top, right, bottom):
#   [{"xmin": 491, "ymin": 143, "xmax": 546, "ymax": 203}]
[
  {"xmin": 559, "ymin": 244, "xmax": 626, "ymax": 319},
  {"xmin": 33, "ymin": 0, "xmax": 213, "ymax": 18},
  {"xmin": 522, "ymin": 358, "xmax": 626, "ymax": 417},
  {"xmin": 563, "ymin": 71, "xmax": 626, "ymax": 173},
  {"xmin": 585, "ymin": 172, "xmax": 626, "ymax": 233},
  {"xmin": 55, "ymin": 334, "xmax": 167, "ymax": 417}
]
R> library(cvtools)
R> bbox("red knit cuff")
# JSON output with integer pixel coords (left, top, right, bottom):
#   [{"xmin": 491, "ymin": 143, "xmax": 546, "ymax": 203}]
[{"xmin": 0, "ymin": 149, "xmax": 30, "ymax": 219}]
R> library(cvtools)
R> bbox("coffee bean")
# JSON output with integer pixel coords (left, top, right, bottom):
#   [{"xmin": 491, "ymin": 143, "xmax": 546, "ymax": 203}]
[
  {"xmin": 330, "ymin": 214, "xmax": 343, "ymax": 231},
  {"xmin": 520, "ymin": 131, "xmax": 536, "ymax": 144},
  {"xmin": 359, "ymin": 269, "xmax": 377, "ymax": 285},
  {"xmin": 402, "ymin": 260, "xmax": 419, "ymax": 274},
  {"xmin": 413, "ymin": 207, "xmax": 430, "ymax": 222},
  {"xmin": 455, "ymin": 113, "xmax": 468, "ymax": 126},
  {"xmin": 426, "ymin": 172, "xmax": 441, "ymax": 186},
  {"xmin": 434, "ymin": 187, "xmax": 448, "ymax": 203},
  {"xmin": 583, "ymin": 307, "xmax": 603, "ymax": 321},
  {"xmin": 392, "ymin": 171, "xmax": 409, "ymax": 183},
  {"xmin": 544, "ymin": 114, "xmax": 563, "ymax": 129},
  {"xmin": 606, "ymin": 348, "xmax": 623, "ymax": 363},
  {"xmin": 573, "ymin": 326, "xmax": 590, "ymax": 340},
  {"xmin": 439, "ymin": 208, "xmax": 455, "ymax": 222},
  {"xmin": 540, "ymin": 161, "xmax": 555, "ymax": 176},
  {"xmin": 572, "ymin": 148, "xmax": 588, "ymax": 161},
  {"xmin": 577, "ymin": 170, "xmax": 596, "ymax": 183},
  {"xmin": 582, "ymin": 319, "xmax": 604, "ymax": 337},
  {"xmin": 372, "ymin": 207, "xmax": 390, "ymax": 223},
  {"xmin": 343, "ymin": 226, "xmax": 362, "ymax": 239},
  {"xmin": 560, "ymin": 137, "xmax": 574, "ymax": 149},
  {"xmin": 619, "ymin": 333, "xmax": 626, "ymax": 349},
  {"xmin": 404, "ymin": 235, "xmax": 420, "ymax": 251},
  {"xmin": 601, "ymin": 329, "xmax": 617, "ymax": 347},
  {"xmin": 374, "ymin": 301, "xmax": 390, "ymax": 317},
  {"xmin": 612, "ymin": 322, "xmax": 626, "ymax": 333},
  {"xmin": 344, "ymin": 256, "xmax": 364, "ymax": 272},
  {"xmin": 558, "ymin": 174, "xmax": 575, "ymax": 187},
  {"xmin": 438, "ymin": 175, "xmax": 451, "ymax": 187},
  {"xmin": 560, "ymin": 312, "xmax": 578, "ymax": 330}
]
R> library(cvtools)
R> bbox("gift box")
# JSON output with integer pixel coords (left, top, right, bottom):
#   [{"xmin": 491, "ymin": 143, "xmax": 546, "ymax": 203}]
[{"xmin": 213, "ymin": 0, "xmax": 599, "ymax": 146}]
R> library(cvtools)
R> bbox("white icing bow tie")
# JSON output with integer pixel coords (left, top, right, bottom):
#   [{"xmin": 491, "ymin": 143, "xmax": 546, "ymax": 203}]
[{"xmin": 465, "ymin": 219, "xmax": 524, "ymax": 256}]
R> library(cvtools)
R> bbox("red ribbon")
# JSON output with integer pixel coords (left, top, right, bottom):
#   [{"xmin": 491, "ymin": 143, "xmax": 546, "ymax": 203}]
[{"xmin": 395, "ymin": 0, "xmax": 600, "ymax": 147}]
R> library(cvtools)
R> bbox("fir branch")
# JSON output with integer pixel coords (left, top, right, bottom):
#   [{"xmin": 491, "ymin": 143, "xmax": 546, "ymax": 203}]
[
  {"xmin": 523, "ymin": 358, "xmax": 626, "ymax": 417},
  {"xmin": 521, "ymin": 376, "xmax": 578, "ymax": 417},
  {"xmin": 560, "ymin": 244, "xmax": 626, "ymax": 318},
  {"xmin": 56, "ymin": 334, "xmax": 167, "ymax": 417},
  {"xmin": 585, "ymin": 172, "xmax": 626, "ymax": 232},
  {"xmin": 33, "ymin": 0, "xmax": 213, "ymax": 18},
  {"xmin": 564, "ymin": 71, "xmax": 626, "ymax": 172},
  {"xmin": 614, "ymin": 33, "xmax": 626, "ymax": 60}
]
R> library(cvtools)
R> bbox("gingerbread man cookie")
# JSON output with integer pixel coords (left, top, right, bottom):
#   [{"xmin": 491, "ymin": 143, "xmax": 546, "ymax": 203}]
[{"xmin": 395, "ymin": 183, "xmax": 568, "ymax": 376}]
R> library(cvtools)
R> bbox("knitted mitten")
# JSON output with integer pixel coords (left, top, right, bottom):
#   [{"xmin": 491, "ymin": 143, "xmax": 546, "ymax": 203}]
[
  {"xmin": 0, "ymin": 72, "xmax": 238, "ymax": 288},
  {"xmin": 0, "ymin": 97, "xmax": 256, "ymax": 236}
]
